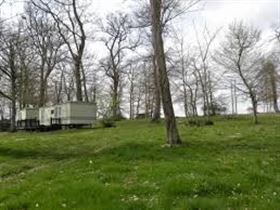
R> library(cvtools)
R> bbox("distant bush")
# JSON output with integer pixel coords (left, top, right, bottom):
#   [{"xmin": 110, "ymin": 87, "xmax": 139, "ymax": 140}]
[
  {"xmin": 114, "ymin": 114, "xmax": 126, "ymax": 121},
  {"xmin": 187, "ymin": 118, "xmax": 214, "ymax": 127},
  {"xmin": 224, "ymin": 115, "xmax": 238, "ymax": 120},
  {"xmin": 202, "ymin": 102, "xmax": 227, "ymax": 116},
  {"xmin": 136, "ymin": 113, "xmax": 146, "ymax": 119},
  {"xmin": 100, "ymin": 118, "xmax": 116, "ymax": 128}
]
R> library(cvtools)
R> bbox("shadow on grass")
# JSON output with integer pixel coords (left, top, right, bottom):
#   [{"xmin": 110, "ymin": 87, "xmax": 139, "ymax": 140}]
[
  {"xmin": 92, "ymin": 140, "xmax": 277, "ymax": 162},
  {"xmin": 0, "ymin": 147, "xmax": 84, "ymax": 161},
  {"xmin": 0, "ymin": 137, "xmax": 275, "ymax": 163},
  {"xmin": 0, "ymin": 142, "xmax": 195, "ymax": 162}
]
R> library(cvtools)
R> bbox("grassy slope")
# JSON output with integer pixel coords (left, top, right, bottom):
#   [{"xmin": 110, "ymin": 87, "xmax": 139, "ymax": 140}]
[{"xmin": 0, "ymin": 115, "xmax": 280, "ymax": 210}]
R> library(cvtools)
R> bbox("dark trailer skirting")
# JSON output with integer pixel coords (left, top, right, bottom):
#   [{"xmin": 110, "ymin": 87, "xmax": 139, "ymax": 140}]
[{"xmin": 17, "ymin": 119, "xmax": 39, "ymax": 131}]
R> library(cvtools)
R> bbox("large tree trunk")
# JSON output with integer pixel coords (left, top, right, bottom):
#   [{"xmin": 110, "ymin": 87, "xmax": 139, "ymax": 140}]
[
  {"xmin": 150, "ymin": 0, "xmax": 181, "ymax": 145},
  {"xmin": 269, "ymin": 68, "xmax": 280, "ymax": 113},
  {"xmin": 10, "ymin": 67, "xmax": 17, "ymax": 132},
  {"xmin": 272, "ymin": 92, "xmax": 279, "ymax": 113},
  {"xmin": 136, "ymin": 92, "xmax": 141, "ymax": 116},
  {"xmin": 144, "ymin": 74, "xmax": 150, "ymax": 118},
  {"xmin": 208, "ymin": 73, "xmax": 216, "ymax": 116},
  {"xmin": 197, "ymin": 70, "xmax": 209, "ymax": 117},
  {"xmin": 11, "ymin": 79, "xmax": 17, "ymax": 132},
  {"xmin": 129, "ymin": 82, "xmax": 135, "ymax": 120},
  {"xmin": 55, "ymin": 72, "xmax": 64, "ymax": 104},
  {"xmin": 74, "ymin": 57, "xmax": 83, "ymax": 102},
  {"xmin": 9, "ymin": 44, "xmax": 17, "ymax": 132},
  {"xmin": 11, "ymin": 100, "xmax": 16, "ymax": 132},
  {"xmin": 112, "ymin": 77, "xmax": 119, "ymax": 120},
  {"xmin": 250, "ymin": 93, "xmax": 258, "ymax": 124},
  {"xmin": 92, "ymin": 87, "xmax": 97, "ymax": 104},
  {"xmin": 152, "ymin": 54, "xmax": 161, "ymax": 122},
  {"xmin": 0, "ymin": 110, "xmax": 3, "ymax": 120},
  {"xmin": 81, "ymin": 64, "xmax": 89, "ymax": 102},
  {"xmin": 183, "ymin": 86, "xmax": 189, "ymax": 118},
  {"xmin": 39, "ymin": 77, "xmax": 47, "ymax": 107}
]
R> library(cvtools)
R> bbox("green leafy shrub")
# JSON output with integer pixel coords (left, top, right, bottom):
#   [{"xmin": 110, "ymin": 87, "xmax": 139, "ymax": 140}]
[{"xmin": 187, "ymin": 118, "xmax": 214, "ymax": 127}]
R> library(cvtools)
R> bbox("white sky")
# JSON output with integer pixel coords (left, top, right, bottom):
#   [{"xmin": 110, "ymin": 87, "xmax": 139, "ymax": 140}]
[
  {"xmin": 1, "ymin": 0, "xmax": 278, "ymax": 23},
  {"xmin": 1, "ymin": 0, "xmax": 278, "ymax": 40},
  {"xmin": 202, "ymin": 0, "xmax": 279, "ymax": 27}
]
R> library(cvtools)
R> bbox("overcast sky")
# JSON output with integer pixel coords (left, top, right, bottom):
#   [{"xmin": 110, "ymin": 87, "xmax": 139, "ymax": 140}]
[
  {"xmin": 0, "ymin": 0, "xmax": 278, "ymax": 36},
  {"xmin": 1, "ymin": 0, "xmax": 277, "ymax": 47}
]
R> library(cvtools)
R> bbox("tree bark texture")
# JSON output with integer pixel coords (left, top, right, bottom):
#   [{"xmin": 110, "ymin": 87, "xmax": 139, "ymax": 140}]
[{"xmin": 150, "ymin": 0, "xmax": 181, "ymax": 145}]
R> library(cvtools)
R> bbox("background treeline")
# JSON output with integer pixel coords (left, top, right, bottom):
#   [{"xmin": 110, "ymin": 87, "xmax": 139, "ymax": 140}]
[{"xmin": 0, "ymin": 0, "xmax": 279, "ymax": 143}]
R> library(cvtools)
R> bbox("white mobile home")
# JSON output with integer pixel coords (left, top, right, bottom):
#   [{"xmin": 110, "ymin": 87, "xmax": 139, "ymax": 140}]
[
  {"xmin": 17, "ymin": 107, "xmax": 39, "ymax": 121},
  {"xmin": 39, "ymin": 106, "xmax": 55, "ymax": 126},
  {"xmin": 16, "ymin": 107, "xmax": 39, "ymax": 130},
  {"xmin": 54, "ymin": 102, "xmax": 96, "ymax": 125},
  {"xmin": 39, "ymin": 102, "xmax": 96, "ymax": 127}
]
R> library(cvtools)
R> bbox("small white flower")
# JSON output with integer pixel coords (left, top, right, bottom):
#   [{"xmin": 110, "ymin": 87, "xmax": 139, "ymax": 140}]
[
  {"xmin": 62, "ymin": 203, "xmax": 67, "ymax": 208},
  {"xmin": 89, "ymin": 160, "xmax": 93, "ymax": 164},
  {"xmin": 161, "ymin": 144, "xmax": 171, "ymax": 148},
  {"xmin": 35, "ymin": 203, "xmax": 39, "ymax": 208},
  {"xmin": 143, "ymin": 181, "xmax": 149, "ymax": 185},
  {"xmin": 273, "ymin": 192, "xmax": 277, "ymax": 196},
  {"xmin": 132, "ymin": 195, "xmax": 139, "ymax": 201}
]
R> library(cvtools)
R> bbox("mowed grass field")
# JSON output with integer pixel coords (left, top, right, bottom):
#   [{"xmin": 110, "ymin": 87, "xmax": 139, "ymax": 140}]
[{"xmin": 0, "ymin": 115, "xmax": 280, "ymax": 210}]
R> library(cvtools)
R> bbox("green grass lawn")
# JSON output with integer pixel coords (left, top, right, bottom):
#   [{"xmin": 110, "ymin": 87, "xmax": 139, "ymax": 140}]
[{"xmin": 0, "ymin": 115, "xmax": 280, "ymax": 210}]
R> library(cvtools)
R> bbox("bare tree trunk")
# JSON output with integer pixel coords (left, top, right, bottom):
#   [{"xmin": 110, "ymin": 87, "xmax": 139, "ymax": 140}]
[
  {"xmin": 39, "ymin": 77, "xmax": 47, "ymax": 107},
  {"xmin": 250, "ymin": 93, "xmax": 258, "ymax": 124},
  {"xmin": 208, "ymin": 73, "xmax": 215, "ymax": 116},
  {"xmin": 0, "ymin": 109, "xmax": 3, "ymax": 120},
  {"xmin": 183, "ymin": 86, "xmax": 189, "ymax": 118},
  {"xmin": 81, "ymin": 64, "xmax": 89, "ymax": 102},
  {"xmin": 112, "ymin": 78, "xmax": 120, "ymax": 120},
  {"xmin": 193, "ymin": 74, "xmax": 199, "ymax": 116},
  {"xmin": 55, "ymin": 72, "xmax": 64, "ymax": 104},
  {"xmin": 196, "ymin": 68, "xmax": 209, "ymax": 117},
  {"xmin": 92, "ymin": 87, "xmax": 97, "ymax": 104},
  {"xmin": 11, "ymin": 77, "xmax": 17, "ymax": 132},
  {"xmin": 269, "ymin": 66, "xmax": 280, "ymax": 113},
  {"xmin": 237, "ymin": 56, "xmax": 259, "ymax": 124},
  {"xmin": 10, "ymin": 54, "xmax": 17, "ymax": 132},
  {"xmin": 272, "ymin": 91, "xmax": 279, "ymax": 113},
  {"xmin": 150, "ymin": 0, "xmax": 181, "ymax": 145},
  {"xmin": 129, "ymin": 82, "xmax": 135, "ymax": 119},
  {"xmin": 74, "ymin": 57, "xmax": 83, "ymax": 101},
  {"xmin": 144, "ymin": 71, "xmax": 150, "ymax": 118},
  {"xmin": 231, "ymin": 80, "xmax": 234, "ymax": 114},
  {"xmin": 136, "ymin": 92, "xmax": 141, "ymax": 116},
  {"xmin": 152, "ymin": 54, "xmax": 161, "ymax": 122}
]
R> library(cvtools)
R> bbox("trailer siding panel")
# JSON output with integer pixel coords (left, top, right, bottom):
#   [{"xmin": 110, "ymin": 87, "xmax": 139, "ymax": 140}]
[
  {"xmin": 38, "ymin": 102, "xmax": 96, "ymax": 127},
  {"xmin": 17, "ymin": 108, "xmax": 39, "ymax": 121}
]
